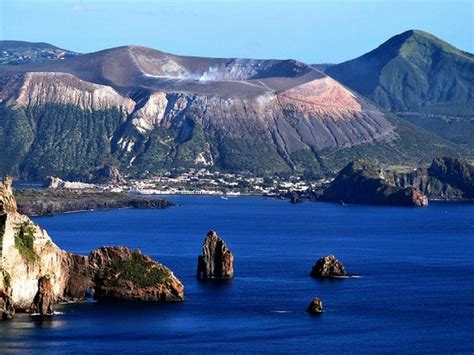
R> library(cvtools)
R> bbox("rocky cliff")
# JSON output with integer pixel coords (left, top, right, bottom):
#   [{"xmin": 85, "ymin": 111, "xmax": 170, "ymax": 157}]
[
  {"xmin": 0, "ymin": 178, "xmax": 184, "ymax": 320},
  {"xmin": 392, "ymin": 157, "xmax": 474, "ymax": 200},
  {"xmin": 321, "ymin": 160, "xmax": 429, "ymax": 206}
]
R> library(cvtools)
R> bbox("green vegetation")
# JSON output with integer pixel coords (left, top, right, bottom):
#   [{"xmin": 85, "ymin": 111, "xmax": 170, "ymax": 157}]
[
  {"xmin": 319, "ymin": 113, "xmax": 465, "ymax": 174},
  {"xmin": 290, "ymin": 149, "xmax": 327, "ymax": 179},
  {"xmin": 107, "ymin": 252, "xmax": 172, "ymax": 288},
  {"xmin": 327, "ymin": 30, "xmax": 474, "ymax": 117},
  {"xmin": 214, "ymin": 133, "xmax": 290, "ymax": 175},
  {"xmin": 0, "ymin": 103, "xmax": 124, "ymax": 180},
  {"xmin": 2, "ymin": 270, "xmax": 12, "ymax": 289},
  {"xmin": 14, "ymin": 221, "xmax": 39, "ymax": 262},
  {"xmin": 399, "ymin": 114, "xmax": 474, "ymax": 152},
  {"xmin": 326, "ymin": 30, "xmax": 474, "ymax": 150}
]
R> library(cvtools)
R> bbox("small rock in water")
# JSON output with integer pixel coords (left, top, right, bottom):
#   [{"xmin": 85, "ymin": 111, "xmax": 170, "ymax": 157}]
[
  {"xmin": 31, "ymin": 276, "xmax": 55, "ymax": 315},
  {"xmin": 307, "ymin": 298, "xmax": 324, "ymax": 314},
  {"xmin": 197, "ymin": 230, "xmax": 234, "ymax": 280},
  {"xmin": 310, "ymin": 255, "xmax": 347, "ymax": 278},
  {"xmin": 0, "ymin": 290, "xmax": 15, "ymax": 320}
]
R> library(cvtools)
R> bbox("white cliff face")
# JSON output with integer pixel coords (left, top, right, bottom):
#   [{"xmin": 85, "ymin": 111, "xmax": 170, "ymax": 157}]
[
  {"xmin": 131, "ymin": 92, "xmax": 168, "ymax": 133},
  {"xmin": 0, "ymin": 179, "xmax": 69, "ymax": 310},
  {"xmin": 14, "ymin": 72, "xmax": 135, "ymax": 114},
  {"xmin": 1, "ymin": 214, "xmax": 68, "ymax": 309}
]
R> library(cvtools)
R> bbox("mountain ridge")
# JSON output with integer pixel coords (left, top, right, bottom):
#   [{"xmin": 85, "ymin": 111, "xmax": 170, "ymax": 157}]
[
  {"xmin": 325, "ymin": 29, "xmax": 474, "ymax": 151},
  {"xmin": 0, "ymin": 33, "xmax": 470, "ymax": 180}
]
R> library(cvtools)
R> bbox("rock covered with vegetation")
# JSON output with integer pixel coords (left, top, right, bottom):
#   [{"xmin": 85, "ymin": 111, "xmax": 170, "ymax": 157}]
[
  {"xmin": 0, "ymin": 178, "xmax": 184, "ymax": 321},
  {"xmin": 90, "ymin": 247, "xmax": 184, "ymax": 302},
  {"xmin": 310, "ymin": 255, "xmax": 347, "ymax": 278},
  {"xmin": 197, "ymin": 230, "xmax": 234, "ymax": 280},
  {"xmin": 321, "ymin": 160, "xmax": 428, "ymax": 206}
]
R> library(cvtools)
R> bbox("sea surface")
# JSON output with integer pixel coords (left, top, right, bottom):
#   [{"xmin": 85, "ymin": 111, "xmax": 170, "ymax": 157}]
[{"xmin": 1, "ymin": 196, "xmax": 473, "ymax": 353}]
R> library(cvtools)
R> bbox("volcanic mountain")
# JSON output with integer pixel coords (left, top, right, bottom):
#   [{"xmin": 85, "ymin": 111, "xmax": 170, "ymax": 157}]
[
  {"xmin": 325, "ymin": 30, "xmax": 474, "ymax": 151},
  {"xmin": 0, "ymin": 38, "xmax": 462, "ymax": 179}
]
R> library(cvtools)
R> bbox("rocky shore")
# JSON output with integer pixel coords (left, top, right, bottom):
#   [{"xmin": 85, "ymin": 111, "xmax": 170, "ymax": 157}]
[
  {"xmin": 320, "ymin": 160, "xmax": 429, "ymax": 207},
  {"xmin": 14, "ymin": 189, "xmax": 173, "ymax": 216},
  {"xmin": 0, "ymin": 178, "xmax": 183, "ymax": 319},
  {"xmin": 285, "ymin": 157, "xmax": 474, "ymax": 206}
]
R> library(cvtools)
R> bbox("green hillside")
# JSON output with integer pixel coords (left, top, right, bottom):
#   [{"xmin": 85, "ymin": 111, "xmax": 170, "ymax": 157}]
[{"xmin": 326, "ymin": 30, "xmax": 474, "ymax": 150}]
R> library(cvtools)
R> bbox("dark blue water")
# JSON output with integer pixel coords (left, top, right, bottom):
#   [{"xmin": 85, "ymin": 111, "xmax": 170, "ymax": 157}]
[{"xmin": 1, "ymin": 196, "xmax": 473, "ymax": 353}]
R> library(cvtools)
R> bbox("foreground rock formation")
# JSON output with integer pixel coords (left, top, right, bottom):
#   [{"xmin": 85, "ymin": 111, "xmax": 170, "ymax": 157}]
[
  {"xmin": 0, "ymin": 290, "xmax": 15, "ymax": 319},
  {"xmin": 0, "ymin": 178, "xmax": 183, "ymax": 321},
  {"xmin": 91, "ymin": 247, "xmax": 184, "ymax": 302},
  {"xmin": 197, "ymin": 230, "xmax": 234, "ymax": 280},
  {"xmin": 31, "ymin": 276, "xmax": 54, "ymax": 315},
  {"xmin": 311, "ymin": 255, "xmax": 347, "ymax": 278},
  {"xmin": 306, "ymin": 298, "xmax": 324, "ymax": 314}
]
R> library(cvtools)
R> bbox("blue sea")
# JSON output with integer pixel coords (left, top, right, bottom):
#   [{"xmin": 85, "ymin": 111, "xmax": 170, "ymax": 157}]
[{"xmin": 1, "ymin": 196, "xmax": 473, "ymax": 353}]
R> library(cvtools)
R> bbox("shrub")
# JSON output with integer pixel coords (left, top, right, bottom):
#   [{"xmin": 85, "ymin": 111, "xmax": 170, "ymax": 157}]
[
  {"xmin": 14, "ymin": 222, "xmax": 39, "ymax": 262},
  {"xmin": 107, "ymin": 252, "xmax": 172, "ymax": 287}
]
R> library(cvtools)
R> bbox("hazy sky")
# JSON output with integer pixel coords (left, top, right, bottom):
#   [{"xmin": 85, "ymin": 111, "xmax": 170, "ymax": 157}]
[{"xmin": 1, "ymin": 0, "xmax": 472, "ymax": 63}]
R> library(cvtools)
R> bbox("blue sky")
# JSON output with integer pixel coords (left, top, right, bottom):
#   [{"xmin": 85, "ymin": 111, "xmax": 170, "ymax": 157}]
[{"xmin": 1, "ymin": 0, "xmax": 472, "ymax": 63}]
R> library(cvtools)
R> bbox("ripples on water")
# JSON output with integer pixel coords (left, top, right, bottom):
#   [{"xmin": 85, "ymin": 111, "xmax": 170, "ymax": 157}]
[{"xmin": 1, "ymin": 196, "xmax": 473, "ymax": 353}]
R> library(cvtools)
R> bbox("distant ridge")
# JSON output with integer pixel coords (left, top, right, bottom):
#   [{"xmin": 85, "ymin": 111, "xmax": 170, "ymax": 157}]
[{"xmin": 0, "ymin": 40, "xmax": 79, "ymax": 65}]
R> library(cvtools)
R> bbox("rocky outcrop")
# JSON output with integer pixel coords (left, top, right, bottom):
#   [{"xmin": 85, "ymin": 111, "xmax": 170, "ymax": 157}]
[
  {"xmin": 0, "ymin": 177, "xmax": 17, "ymax": 213},
  {"xmin": 322, "ymin": 160, "xmax": 429, "ymax": 206},
  {"xmin": 91, "ymin": 247, "xmax": 184, "ymax": 302},
  {"xmin": 30, "ymin": 276, "xmax": 54, "ymax": 315},
  {"xmin": 0, "ymin": 183, "xmax": 71, "ymax": 311},
  {"xmin": 289, "ymin": 191, "xmax": 302, "ymax": 204},
  {"xmin": 197, "ymin": 230, "xmax": 234, "ymax": 280},
  {"xmin": 0, "ymin": 178, "xmax": 184, "ymax": 321},
  {"xmin": 14, "ymin": 72, "xmax": 135, "ymax": 113},
  {"xmin": 62, "ymin": 253, "xmax": 93, "ymax": 300},
  {"xmin": 306, "ymin": 298, "xmax": 324, "ymax": 314},
  {"xmin": 311, "ymin": 255, "xmax": 347, "ymax": 278},
  {"xmin": 393, "ymin": 158, "xmax": 474, "ymax": 201},
  {"xmin": 43, "ymin": 176, "xmax": 95, "ymax": 190},
  {"xmin": 84, "ymin": 165, "xmax": 126, "ymax": 185},
  {"xmin": 0, "ymin": 290, "xmax": 15, "ymax": 320}
]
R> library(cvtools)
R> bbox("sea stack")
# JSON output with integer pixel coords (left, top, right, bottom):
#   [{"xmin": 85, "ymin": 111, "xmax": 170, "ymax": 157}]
[
  {"xmin": 31, "ymin": 276, "xmax": 55, "ymax": 315},
  {"xmin": 310, "ymin": 255, "xmax": 347, "ymax": 278},
  {"xmin": 306, "ymin": 298, "xmax": 324, "ymax": 314},
  {"xmin": 197, "ymin": 230, "xmax": 234, "ymax": 280}
]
